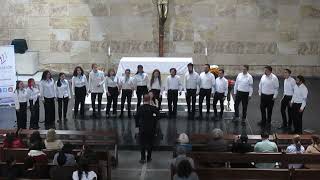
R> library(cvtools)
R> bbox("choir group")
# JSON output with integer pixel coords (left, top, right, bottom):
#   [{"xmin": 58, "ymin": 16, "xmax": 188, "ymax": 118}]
[{"xmin": 13, "ymin": 63, "xmax": 308, "ymax": 134}]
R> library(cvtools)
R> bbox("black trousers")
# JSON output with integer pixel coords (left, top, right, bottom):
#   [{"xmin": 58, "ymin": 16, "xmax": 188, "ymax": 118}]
[
  {"xmin": 44, "ymin": 97, "xmax": 55, "ymax": 129},
  {"xmin": 186, "ymin": 89, "xmax": 197, "ymax": 113},
  {"xmin": 74, "ymin": 86, "xmax": 86, "ymax": 117},
  {"xmin": 57, "ymin": 97, "xmax": 69, "ymax": 120},
  {"xmin": 91, "ymin": 93, "xmax": 103, "ymax": 113},
  {"xmin": 234, "ymin": 91, "xmax": 249, "ymax": 119},
  {"xmin": 260, "ymin": 94, "xmax": 275, "ymax": 125},
  {"xmin": 16, "ymin": 102, "xmax": 27, "ymax": 129},
  {"xmin": 281, "ymin": 95, "xmax": 293, "ymax": 127},
  {"xmin": 140, "ymin": 133, "xmax": 154, "ymax": 161},
  {"xmin": 213, "ymin": 92, "xmax": 225, "ymax": 117},
  {"xmin": 151, "ymin": 89, "xmax": 162, "ymax": 110},
  {"xmin": 199, "ymin": 88, "xmax": 211, "ymax": 113},
  {"xmin": 167, "ymin": 90, "xmax": 178, "ymax": 115},
  {"xmin": 136, "ymin": 86, "xmax": 148, "ymax": 108},
  {"xmin": 29, "ymin": 99, "xmax": 39, "ymax": 129},
  {"xmin": 106, "ymin": 87, "xmax": 119, "ymax": 114},
  {"xmin": 292, "ymin": 103, "xmax": 303, "ymax": 134},
  {"xmin": 121, "ymin": 89, "xmax": 133, "ymax": 114}
]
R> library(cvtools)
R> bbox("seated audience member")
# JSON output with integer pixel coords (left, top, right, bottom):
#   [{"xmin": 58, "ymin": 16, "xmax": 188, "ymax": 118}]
[
  {"xmin": 232, "ymin": 134, "xmax": 253, "ymax": 153},
  {"xmin": 44, "ymin": 129, "xmax": 64, "ymax": 150},
  {"xmin": 3, "ymin": 130, "xmax": 26, "ymax": 148},
  {"xmin": 53, "ymin": 143, "xmax": 76, "ymax": 166},
  {"xmin": 28, "ymin": 143, "xmax": 48, "ymax": 164},
  {"xmin": 24, "ymin": 156, "xmax": 48, "ymax": 178},
  {"xmin": 305, "ymin": 135, "xmax": 320, "ymax": 169},
  {"xmin": 173, "ymin": 160, "xmax": 199, "ymax": 180},
  {"xmin": 77, "ymin": 145, "xmax": 97, "ymax": 163},
  {"xmin": 176, "ymin": 133, "xmax": 192, "ymax": 152},
  {"xmin": 171, "ymin": 146, "xmax": 195, "ymax": 169},
  {"xmin": 254, "ymin": 132, "xmax": 278, "ymax": 168},
  {"xmin": 231, "ymin": 134, "xmax": 254, "ymax": 168},
  {"xmin": 50, "ymin": 150, "xmax": 75, "ymax": 180},
  {"xmin": 4, "ymin": 156, "xmax": 23, "ymax": 179},
  {"xmin": 207, "ymin": 128, "xmax": 228, "ymax": 152},
  {"xmin": 29, "ymin": 131, "xmax": 45, "ymax": 149},
  {"xmin": 72, "ymin": 159, "xmax": 97, "ymax": 180},
  {"xmin": 286, "ymin": 134, "xmax": 305, "ymax": 169}
]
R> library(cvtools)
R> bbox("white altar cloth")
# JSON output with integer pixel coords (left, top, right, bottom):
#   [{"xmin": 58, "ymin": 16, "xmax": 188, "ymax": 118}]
[
  {"xmin": 15, "ymin": 51, "xmax": 39, "ymax": 75},
  {"xmin": 116, "ymin": 57, "xmax": 193, "ymax": 77}
]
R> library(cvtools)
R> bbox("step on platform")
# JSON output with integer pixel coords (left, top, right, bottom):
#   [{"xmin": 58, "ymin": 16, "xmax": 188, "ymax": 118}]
[{"xmin": 80, "ymin": 91, "xmax": 235, "ymax": 113}]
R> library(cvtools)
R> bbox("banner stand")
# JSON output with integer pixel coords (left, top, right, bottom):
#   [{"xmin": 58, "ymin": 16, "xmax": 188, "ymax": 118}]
[{"xmin": 0, "ymin": 45, "xmax": 17, "ymax": 106}]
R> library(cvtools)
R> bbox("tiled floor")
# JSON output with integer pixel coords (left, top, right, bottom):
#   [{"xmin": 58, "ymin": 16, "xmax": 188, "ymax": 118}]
[{"xmin": 112, "ymin": 151, "xmax": 171, "ymax": 180}]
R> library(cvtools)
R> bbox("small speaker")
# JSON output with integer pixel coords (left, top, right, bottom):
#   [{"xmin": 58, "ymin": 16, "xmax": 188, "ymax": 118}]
[{"xmin": 11, "ymin": 39, "xmax": 28, "ymax": 54}]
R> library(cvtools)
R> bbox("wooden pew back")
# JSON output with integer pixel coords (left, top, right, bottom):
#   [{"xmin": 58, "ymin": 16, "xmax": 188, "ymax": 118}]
[
  {"xmin": 195, "ymin": 168, "xmax": 290, "ymax": 180},
  {"xmin": 291, "ymin": 169, "xmax": 320, "ymax": 180},
  {"xmin": 187, "ymin": 152, "xmax": 320, "ymax": 169}
]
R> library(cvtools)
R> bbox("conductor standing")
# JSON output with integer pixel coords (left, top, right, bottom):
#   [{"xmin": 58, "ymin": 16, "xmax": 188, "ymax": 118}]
[{"xmin": 135, "ymin": 94, "xmax": 160, "ymax": 164}]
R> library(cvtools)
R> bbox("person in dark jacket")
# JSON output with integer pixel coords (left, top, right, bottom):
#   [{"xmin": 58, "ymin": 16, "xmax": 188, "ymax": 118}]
[
  {"xmin": 135, "ymin": 94, "xmax": 160, "ymax": 164},
  {"xmin": 50, "ymin": 150, "xmax": 74, "ymax": 180},
  {"xmin": 29, "ymin": 131, "xmax": 45, "ymax": 149},
  {"xmin": 232, "ymin": 134, "xmax": 253, "ymax": 153},
  {"xmin": 231, "ymin": 134, "xmax": 254, "ymax": 168}
]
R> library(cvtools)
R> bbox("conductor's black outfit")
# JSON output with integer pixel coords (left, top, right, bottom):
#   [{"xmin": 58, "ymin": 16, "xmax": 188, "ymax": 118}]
[{"xmin": 135, "ymin": 104, "xmax": 159, "ymax": 162}]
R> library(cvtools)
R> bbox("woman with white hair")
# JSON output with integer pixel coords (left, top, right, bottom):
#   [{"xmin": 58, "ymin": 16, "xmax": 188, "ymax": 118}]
[
  {"xmin": 44, "ymin": 129, "xmax": 64, "ymax": 150},
  {"xmin": 207, "ymin": 128, "xmax": 228, "ymax": 152},
  {"xmin": 176, "ymin": 133, "xmax": 192, "ymax": 152}
]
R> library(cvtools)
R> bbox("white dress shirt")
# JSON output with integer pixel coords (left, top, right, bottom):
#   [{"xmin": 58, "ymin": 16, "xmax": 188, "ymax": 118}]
[
  {"xmin": 55, "ymin": 79, "xmax": 71, "ymax": 99},
  {"xmin": 105, "ymin": 76, "xmax": 119, "ymax": 93},
  {"xmin": 14, "ymin": 88, "xmax": 29, "ymax": 110},
  {"xmin": 27, "ymin": 86, "xmax": 40, "ymax": 105},
  {"xmin": 88, "ymin": 70, "xmax": 105, "ymax": 93},
  {"xmin": 40, "ymin": 79, "xmax": 56, "ymax": 99},
  {"xmin": 283, "ymin": 76, "xmax": 296, "ymax": 96},
  {"xmin": 166, "ymin": 75, "xmax": 183, "ymax": 91},
  {"xmin": 184, "ymin": 71, "xmax": 200, "ymax": 91},
  {"xmin": 119, "ymin": 76, "xmax": 135, "ymax": 90},
  {"xmin": 215, "ymin": 77, "xmax": 229, "ymax": 96},
  {"xmin": 234, "ymin": 72, "xmax": 253, "ymax": 96},
  {"xmin": 258, "ymin": 73, "xmax": 279, "ymax": 98},
  {"xmin": 150, "ymin": 78, "xmax": 162, "ymax": 90},
  {"xmin": 71, "ymin": 75, "xmax": 88, "ymax": 95},
  {"xmin": 199, "ymin": 72, "xmax": 215, "ymax": 93},
  {"xmin": 134, "ymin": 72, "xmax": 149, "ymax": 86},
  {"xmin": 291, "ymin": 83, "xmax": 308, "ymax": 110}
]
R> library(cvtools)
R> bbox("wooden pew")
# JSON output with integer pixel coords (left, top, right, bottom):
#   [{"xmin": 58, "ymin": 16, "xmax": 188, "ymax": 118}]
[
  {"xmin": 171, "ymin": 166, "xmax": 320, "ymax": 180},
  {"xmin": 189, "ymin": 134, "xmax": 275, "ymax": 144},
  {"xmin": 194, "ymin": 168, "xmax": 290, "ymax": 180},
  {"xmin": 291, "ymin": 169, "xmax": 320, "ymax": 180},
  {"xmin": 188, "ymin": 152, "xmax": 284, "ymax": 168},
  {"xmin": 188, "ymin": 152, "xmax": 320, "ymax": 169},
  {"xmin": 171, "ymin": 153, "xmax": 320, "ymax": 180},
  {"xmin": 0, "ymin": 161, "xmax": 108, "ymax": 180},
  {"xmin": 173, "ymin": 133, "xmax": 276, "ymax": 156},
  {"xmin": 0, "ymin": 129, "xmax": 119, "ymax": 166},
  {"xmin": 0, "ymin": 148, "xmax": 111, "ymax": 180}
]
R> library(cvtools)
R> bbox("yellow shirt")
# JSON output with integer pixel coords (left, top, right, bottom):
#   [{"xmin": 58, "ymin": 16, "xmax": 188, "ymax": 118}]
[{"xmin": 305, "ymin": 144, "xmax": 320, "ymax": 169}]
